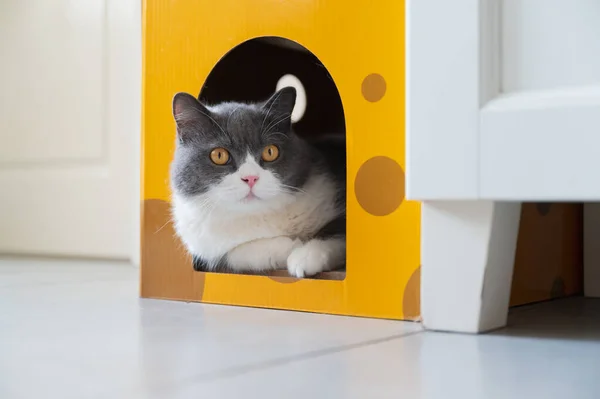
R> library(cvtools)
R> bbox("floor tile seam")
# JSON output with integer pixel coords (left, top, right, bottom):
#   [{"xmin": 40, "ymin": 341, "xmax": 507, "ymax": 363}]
[
  {"xmin": 156, "ymin": 328, "xmax": 425, "ymax": 392},
  {"xmin": 0, "ymin": 276, "xmax": 136, "ymax": 291}
]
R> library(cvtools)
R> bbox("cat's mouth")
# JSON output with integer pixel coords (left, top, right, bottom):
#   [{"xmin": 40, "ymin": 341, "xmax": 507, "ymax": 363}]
[{"xmin": 243, "ymin": 191, "xmax": 259, "ymax": 201}]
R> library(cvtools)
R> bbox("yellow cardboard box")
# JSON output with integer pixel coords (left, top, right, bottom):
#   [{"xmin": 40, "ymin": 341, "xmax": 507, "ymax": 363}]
[{"xmin": 141, "ymin": 0, "xmax": 421, "ymax": 320}]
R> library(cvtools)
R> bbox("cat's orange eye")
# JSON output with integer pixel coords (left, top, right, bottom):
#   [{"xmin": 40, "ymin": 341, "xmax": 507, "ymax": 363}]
[
  {"xmin": 261, "ymin": 145, "xmax": 279, "ymax": 162},
  {"xmin": 210, "ymin": 148, "xmax": 230, "ymax": 165}
]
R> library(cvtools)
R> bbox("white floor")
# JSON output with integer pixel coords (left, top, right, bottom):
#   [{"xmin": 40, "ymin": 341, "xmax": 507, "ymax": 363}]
[{"xmin": 1, "ymin": 258, "xmax": 600, "ymax": 399}]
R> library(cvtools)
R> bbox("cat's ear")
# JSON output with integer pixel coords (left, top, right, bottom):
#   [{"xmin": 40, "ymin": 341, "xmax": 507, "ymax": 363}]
[
  {"xmin": 261, "ymin": 87, "xmax": 296, "ymax": 132},
  {"xmin": 172, "ymin": 92, "xmax": 214, "ymax": 141}
]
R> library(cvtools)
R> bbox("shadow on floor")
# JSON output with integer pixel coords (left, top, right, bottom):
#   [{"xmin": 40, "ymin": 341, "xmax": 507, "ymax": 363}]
[{"xmin": 492, "ymin": 297, "xmax": 600, "ymax": 341}]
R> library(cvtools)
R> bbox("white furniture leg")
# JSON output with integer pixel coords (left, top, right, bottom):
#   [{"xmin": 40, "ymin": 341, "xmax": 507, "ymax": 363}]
[{"xmin": 421, "ymin": 201, "xmax": 522, "ymax": 333}]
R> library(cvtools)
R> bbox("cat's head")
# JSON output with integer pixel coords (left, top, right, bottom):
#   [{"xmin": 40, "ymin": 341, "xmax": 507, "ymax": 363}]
[{"xmin": 170, "ymin": 87, "xmax": 312, "ymax": 212}]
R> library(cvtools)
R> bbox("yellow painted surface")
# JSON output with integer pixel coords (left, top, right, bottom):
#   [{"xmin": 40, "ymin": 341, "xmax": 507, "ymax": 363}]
[{"xmin": 142, "ymin": 0, "xmax": 420, "ymax": 319}]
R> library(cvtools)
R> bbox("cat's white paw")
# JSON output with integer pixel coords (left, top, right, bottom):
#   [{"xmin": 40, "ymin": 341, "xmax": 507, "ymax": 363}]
[{"xmin": 286, "ymin": 241, "xmax": 330, "ymax": 278}]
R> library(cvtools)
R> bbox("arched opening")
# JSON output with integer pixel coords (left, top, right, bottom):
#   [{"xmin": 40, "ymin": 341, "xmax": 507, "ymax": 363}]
[
  {"xmin": 197, "ymin": 36, "xmax": 346, "ymax": 280},
  {"xmin": 199, "ymin": 36, "xmax": 345, "ymax": 140}
]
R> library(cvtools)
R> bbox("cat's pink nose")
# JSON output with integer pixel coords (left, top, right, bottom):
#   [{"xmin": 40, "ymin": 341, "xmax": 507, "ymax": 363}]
[{"xmin": 241, "ymin": 175, "xmax": 259, "ymax": 188}]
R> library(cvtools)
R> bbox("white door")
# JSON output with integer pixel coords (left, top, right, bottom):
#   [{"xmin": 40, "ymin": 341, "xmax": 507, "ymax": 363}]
[
  {"xmin": 0, "ymin": 0, "xmax": 141, "ymax": 260},
  {"xmin": 408, "ymin": 0, "xmax": 600, "ymax": 201}
]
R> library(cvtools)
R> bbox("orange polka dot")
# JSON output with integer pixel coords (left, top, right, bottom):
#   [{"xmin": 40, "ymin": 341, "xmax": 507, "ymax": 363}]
[
  {"xmin": 355, "ymin": 156, "xmax": 405, "ymax": 216},
  {"xmin": 267, "ymin": 270, "xmax": 346, "ymax": 283},
  {"xmin": 267, "ymin": 270, "xmax": 301, "ymax": 284},
  {"xmin": 403, "ymin": 266, "xmax": 421, "ymax": 320},
  {"xmin": 536, "ymin": 203, "xmax": 553, "ymax": 216},
  {"xmin": 361, "ymin": 73, "xmax": 386, "ymax": 102},
  {"xmin": 141, "ymin": 199, "xmax": 206, "ymax": 300}
]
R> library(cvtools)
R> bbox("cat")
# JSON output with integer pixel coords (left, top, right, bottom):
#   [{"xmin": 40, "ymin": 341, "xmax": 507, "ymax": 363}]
[{"xmin": 169, "ymin": 87, "xmax": 346, "ymax": 278}]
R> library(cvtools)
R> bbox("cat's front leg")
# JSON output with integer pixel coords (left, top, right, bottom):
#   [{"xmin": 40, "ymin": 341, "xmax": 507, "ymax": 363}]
[
  {"xmin": 287, "ymin": 237, "xmax": 346, "ymax": 278},
  {"xmin": 226, "ymin": 236, "xmax": 302, "ymax": 273}
]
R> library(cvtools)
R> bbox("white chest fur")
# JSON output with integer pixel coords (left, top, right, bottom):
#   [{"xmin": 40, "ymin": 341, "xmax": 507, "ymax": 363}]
[{"xmin": 171, "ymin": 174, "xmax": 341, "ymax": 265}]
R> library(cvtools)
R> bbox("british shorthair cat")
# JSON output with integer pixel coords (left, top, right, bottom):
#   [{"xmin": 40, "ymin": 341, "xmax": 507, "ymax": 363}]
[{"xmin": 169, "ymin": 87, "xmax": 345, "ymax": 277}]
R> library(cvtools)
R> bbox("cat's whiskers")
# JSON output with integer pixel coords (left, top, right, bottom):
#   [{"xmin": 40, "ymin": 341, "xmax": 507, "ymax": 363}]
[
  {"xmin": 226, "ymin": 107, "xmax": 240, "ymax": 130},
  {"xmin": 189, "ymin": 197, "xmax": 220, "ymax": 219},
  {"xmin": 259, "ymin": 89, "xmax": 283, "ymax": 133},
  {"xmin": 262, "ymin": 131, "xmax": 287, "ymax": 142},
  {"xmin": 202, "ymin": 202, "xmax": 219, "ymax": 221},
  {"xmin": 262, "ymin": 114, "xmax": 291, "ymax": 137},
  {"xmin": 260, "ymin": 187, "xmax": 311, "ymax": 200},
  {"xmin": 154, "ymin": 220, "xmax": 171, "ymax": 234},
  {"xmin": 193, "ymin": 108, "xmax": 228, "ymax": 137},
  {"xmin": 279, "ymin": 184, "xmax": 310, "ymax": 196}
]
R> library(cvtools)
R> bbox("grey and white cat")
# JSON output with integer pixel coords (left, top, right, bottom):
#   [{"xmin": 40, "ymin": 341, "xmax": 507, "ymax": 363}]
[{"xmin": 170, "ymin": 87, "xmax": 346, "ymax": 277}]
